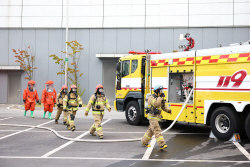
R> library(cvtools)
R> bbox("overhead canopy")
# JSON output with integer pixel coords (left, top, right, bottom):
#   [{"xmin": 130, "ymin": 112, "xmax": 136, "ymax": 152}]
[
  {"xmin": 0, "ymin": 66, "xmax": 22, "ymax": 70},
  {"xmin": 96, "ymin": 54, "xmax": 128, "ymax": 58}
]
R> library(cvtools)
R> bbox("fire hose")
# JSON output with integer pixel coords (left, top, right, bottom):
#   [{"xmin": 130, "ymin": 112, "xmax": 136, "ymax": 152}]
[{"xmin": 0, "ymin": 89, "xmax": 193, "ymax": 142}]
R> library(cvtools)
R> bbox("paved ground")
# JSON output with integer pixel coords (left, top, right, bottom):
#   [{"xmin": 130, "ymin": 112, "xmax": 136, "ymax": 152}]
[{"xmin": 0, "ymin": 104, "xmax": 250, "ymax": 167}]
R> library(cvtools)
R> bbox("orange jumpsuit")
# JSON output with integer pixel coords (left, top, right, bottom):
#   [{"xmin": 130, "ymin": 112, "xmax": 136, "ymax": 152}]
[
  {"xmin": 23, "ymin": 87, "xmax": 39, "ymax": 111},
  {"xmin": 41, "ymin": 89, "xmax": 57, "ymax": 112}
]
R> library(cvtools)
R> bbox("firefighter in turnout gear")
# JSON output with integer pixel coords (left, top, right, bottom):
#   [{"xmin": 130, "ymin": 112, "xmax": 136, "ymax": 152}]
[
  {"xmin": 55, "ymin": 85, "xmax": 68, "ymax": 124},
  {"xmin": 23, "ymin": 80, "xmax": 39, "ymax": 118},
  {"xmin": 141, "ymin": 84, "xmax": 171, "ymax": 150},
  {"xmin": 63, "ymin": 85, "xmax": 83, "ymax": 131},
  {"xmin": 85, "ymin": 84, "xmax": 111, "ymax": 139}
]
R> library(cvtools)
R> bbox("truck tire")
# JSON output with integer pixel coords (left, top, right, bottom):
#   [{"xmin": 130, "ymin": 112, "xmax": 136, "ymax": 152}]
[
  {"xmin": 245, "ymin": 113, "xmax": 250, "ymax": 140},
  {"xmin": 125, "ymin": 101, "xmax": 141, "ymax": 125},
  {"xmin": 210, "ymin": 106, "xmax": 241, "ymax": 141}
]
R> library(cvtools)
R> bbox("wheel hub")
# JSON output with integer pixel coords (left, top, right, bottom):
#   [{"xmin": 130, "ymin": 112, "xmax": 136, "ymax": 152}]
[
  {"xmin": 215, "ymin": 114, "xmax": 230, "ymax": 133},
  {"xmin": 128, "ymin": 106, "xmax": 137, "ymax": 121},
  {"xmin": 223, "ymin": 120, "xmax": 229, "ymax": 127}
]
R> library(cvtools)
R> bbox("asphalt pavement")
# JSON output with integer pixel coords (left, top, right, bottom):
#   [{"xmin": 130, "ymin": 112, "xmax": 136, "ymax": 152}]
[{"xmin": 0, "ymin": 104, "xmax": 250, "ymax": 167}]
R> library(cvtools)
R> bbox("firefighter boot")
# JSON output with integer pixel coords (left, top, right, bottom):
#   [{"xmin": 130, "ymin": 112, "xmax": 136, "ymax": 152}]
[
  {"xmin": 63, "ymin": 122, "xmax": 66, "ymax": 125},
  {"xmin": 30, "ymin": 111, "xmax": 34, "ymax": 118},
  {"xmin": 55, "ymin": 119, "xmax": 58, "ymax": 124},
  {"xmin": 142, "ymin": 143, "xmax": 151, "ymax": 148},
  {"xmin": 24, "ymin": 110, "xmax": 27, "ymax": 116},
  {"xmin": 43, "ymin": 112, "xmax": 46, "ymax": 118},
  {"xmin": 90, "ymin": 132, "xmax": 96, "ymax": 136},
  {"xmin": 160, "ymin": 144, "xmax": 167, "ymax": 150},
  {"xmin": 71, "ymin": 126, "xmax": 75, "ymax": 132},
  {"xmin": 67, "ymin": 125, "xmax": 71, "ymax": 130},
  {"xmin": 48, "ymin": 112, "xmax": 52, "ymax": 120},
  {"xmin": 99, "ymin": 135, "xmax": 104, "ymax": 139}
]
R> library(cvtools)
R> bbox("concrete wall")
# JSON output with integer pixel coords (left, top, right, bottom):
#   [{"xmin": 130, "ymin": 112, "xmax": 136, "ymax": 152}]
[
  {"xmin": 0, "ymin": 27, "xmax": 250, "ymax": 104},
  {"xmin": 1, "ymin": 0, "xmax": 250, "ymax": 28}
]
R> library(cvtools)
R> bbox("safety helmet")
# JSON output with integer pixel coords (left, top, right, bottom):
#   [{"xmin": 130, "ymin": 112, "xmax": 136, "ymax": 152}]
[
  {"xmin": 46, "ymin": 80, "xmax": 54, "ymax": 85},
  {"xmin": 61, "ymin": 85, "xmax": 68, "ymax": 90},
  {"xmin": 96, "ymin": 84, "xmax": 104, "ymax": 91},
  {"xmin": 70, "ymin": 85, "xmax": 77, "ymax": 93},
  {"xmin": 96, "ymin": 84, "xmax": 104, "ymax": 94},
  {"xmin": 28, "ymin": 80, "xmax": 36, "ymax": 85},
  {"xmin": 153, "ymin": 84, "xmax": 164, "ymax": 93}
]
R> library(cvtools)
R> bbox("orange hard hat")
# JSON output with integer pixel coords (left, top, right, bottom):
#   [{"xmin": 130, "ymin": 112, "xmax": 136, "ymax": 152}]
[
  {"xmin": 70, "ymin": 85, "xmax": 77, "ymax": 91},
  {"xmin": 96, "ymin": 84, "xmax": 103, "ymax": 91},
  {"xmin": 61, "ymin": 85, "xmax": 68, "ymax": 90},
  {"xmin": 46, "ymin": 80, "xmax": 54, "ymax": 85},
  {"xmin": 28, "ymin": 80, "xmax": 36, "ymax": 85}
]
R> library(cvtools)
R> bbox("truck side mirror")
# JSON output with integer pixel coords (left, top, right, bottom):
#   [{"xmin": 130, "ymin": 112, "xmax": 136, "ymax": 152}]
[{"xmin": 116, "ymin": 62, "xmax": 121, "ymax": 72}]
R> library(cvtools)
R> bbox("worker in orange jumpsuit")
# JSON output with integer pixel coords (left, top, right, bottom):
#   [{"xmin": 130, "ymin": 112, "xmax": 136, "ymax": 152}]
[
  {"xmin": 23, "ymin": 80, "xmax": 39, "ymax": 118},
  {"xmin": 41, "ymin": 80, "xmax": 57, "ymax": 119}
]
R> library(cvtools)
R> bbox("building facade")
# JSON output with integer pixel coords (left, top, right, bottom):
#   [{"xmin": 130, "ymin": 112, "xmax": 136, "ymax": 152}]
[{"xmin": 1, "ymin": 0, "xmax": 250, "ymax": 104}]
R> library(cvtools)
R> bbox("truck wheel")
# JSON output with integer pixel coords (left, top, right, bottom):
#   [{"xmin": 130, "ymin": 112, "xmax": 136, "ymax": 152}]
[
  {"xmin": 125, "ymin": 101, "xmax": 141, "ymax": 125},
  {"xmin": 210, "ymin": 106, "xmax": 241, "ymax": 140},
  {"xmin": 245, "ymin": 113, "xmax": 250, "ymax": 140}
]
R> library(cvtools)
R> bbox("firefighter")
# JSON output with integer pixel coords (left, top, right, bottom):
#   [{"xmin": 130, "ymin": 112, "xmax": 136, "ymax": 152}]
[
  {"xmin": 141, "ymin": 84, "xmax": 171, "ymax": 150},
  {"xmin": 55, "ymin": 85, "xmax": 68, "ymax": 124},
  {"xmin": 23, "ymin": 80, "xmax": 39, "ymax": 118},
  {"xmin": 63, "ymin": 85, "xmax": 82, "ymax": 131},
  {"xmin": 85, "ymin": 84, "xmax": 111, "ymax": 139},
  {"xmin": 41, "ymin": 80, "xmax": 57, "ymax": 119}
]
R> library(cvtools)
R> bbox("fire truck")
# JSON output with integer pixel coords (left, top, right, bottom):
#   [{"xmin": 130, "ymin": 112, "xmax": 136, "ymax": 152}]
[{"xmin": 114, "ymin": 41, "xmax": 250, "ymax": 141}]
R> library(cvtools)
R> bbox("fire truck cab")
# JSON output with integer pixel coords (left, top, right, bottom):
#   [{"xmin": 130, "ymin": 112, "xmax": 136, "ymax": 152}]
[{"xmin": 114, "ymin": 44, "xmax": 250, "ymax": 141}]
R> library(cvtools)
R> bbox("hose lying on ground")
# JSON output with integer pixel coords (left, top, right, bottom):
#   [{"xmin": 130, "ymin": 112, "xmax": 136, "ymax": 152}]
[{"xmin": 0, "ymin": 90, "xmax": 193, "ymax": 143}]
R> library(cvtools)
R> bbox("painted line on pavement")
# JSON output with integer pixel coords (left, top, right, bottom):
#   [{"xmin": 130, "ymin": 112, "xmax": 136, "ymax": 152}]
[
  {"xmin": 0, "ymin": 117, "xmax": 13, "ymax": 121},
  {"xmin": 0, "ymin": 156, "xmax": 250, "ymax": 163},
  {"xmin": 0, "ymin": 129, "xmax": 208, "ymax": 135},
  {"xmin": 41, "ymin": 119, "xmax": 112, "ymax": 158},
  {"xmin": 233, "ymin": 142, "xmax": 250, "ymax": 160},
  {"xmin": 142, "ymin": 137, "xmax": 156, "ymax": 160},
  {"xmin": 0, "ymin": 120, "xmax": 54, "ymax": 140},
  {"xmin": 7, "ymin": 105, "xmax": 14, "ymax": 110}
]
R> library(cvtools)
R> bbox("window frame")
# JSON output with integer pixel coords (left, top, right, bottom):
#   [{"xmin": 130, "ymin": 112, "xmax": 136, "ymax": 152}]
[
  {"xmin": 131, "ymin": 59, "xmax": 138, "ymax": 74},
  {"xmin": 121, "ymin": 60, "xmax": 130, "ymax": 77}
]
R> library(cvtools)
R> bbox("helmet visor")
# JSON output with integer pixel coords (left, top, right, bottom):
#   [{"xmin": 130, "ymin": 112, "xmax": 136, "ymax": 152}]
[
  {"xmin": 28, "ymin": 84, "xmax": 35, "ymax": 91},
  {"xmin": 46, "ymin": 84, "xmax": 54, "ymax": 92},
  {"xmin": 98, "ymin": 88, "xmax": 104, "ymax": 93},
  {"xmin": 63, "ymin": 89, "xmax": 68, "ymax": 93},
  {"xmin": 160, "ymin": 89, "xmax": 164, "ymax": 94},
  {"xmin": 72, "ymin": 88, "xmax": 77, "ymax": 92}
]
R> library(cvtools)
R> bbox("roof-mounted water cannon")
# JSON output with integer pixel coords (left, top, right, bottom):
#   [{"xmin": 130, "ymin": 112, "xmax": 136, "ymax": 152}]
[{"xmin": 178, "ymin": 32, "xmax": 195, "ymax": 51}]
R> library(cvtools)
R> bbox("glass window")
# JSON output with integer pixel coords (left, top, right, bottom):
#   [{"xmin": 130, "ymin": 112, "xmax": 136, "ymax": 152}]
[
  {"xmin": 131, "ymin": 60, "xmax": 138, "ymax": 73},
  {"xmin": 122, "ymin": 60, "xmax": 130, "ymax": 77},
  {"xmin": 168, "ymin": 72, "xmax": 193, "ymax": 104}
]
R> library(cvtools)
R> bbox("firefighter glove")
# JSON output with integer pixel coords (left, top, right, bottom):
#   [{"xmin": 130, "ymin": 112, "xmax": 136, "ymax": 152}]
[
  {"xmin": 160, "ymin": 92, "xmax": 165, "ymax": 97},
  {"xmin": 168, "ymin": 109, "xmax": 172, "ymax": 114},
  {"xmin": 85, "ymin": 112, "xmax": 88, "ymax": 116},
  {"xmin": 36, "ymin": 100, "xmax": 39, "ymax": 104},
  {"xmin": 108, "ymin": 107, "xmax": 111, "ymax": 112},
  {"xmin": 23, "ymin": 99, "xmax": 26, "ymax": 103},
  {"xmin": 57, "ymin": 104, "xmax": 60, "ymax": 108},
  {"xmin": 79, "ymin": 104, "xmax": 82, "ymax": 108},
  {"xmin": 68, "ymin": 104, "xmax": 72, "ymax": 108}
]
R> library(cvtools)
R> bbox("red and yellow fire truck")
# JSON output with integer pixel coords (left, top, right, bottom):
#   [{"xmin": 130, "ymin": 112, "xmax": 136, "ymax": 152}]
[{"xmin": 114, "ymin": 43, "xmax": 250, "ymax": 141}]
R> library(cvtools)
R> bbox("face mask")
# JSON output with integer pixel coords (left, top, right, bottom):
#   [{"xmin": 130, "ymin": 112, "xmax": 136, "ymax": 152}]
[
  {"xmin": 98, "ymin": 88, "xmax": 104, "ymax": 94},
  {"xmin": 72, "ymin": 88, "xmax": 77, "ymax": 93},
  {"xmin": 63, "ymin": 89, "xmax": 68, "ymax": 94},
  {"xmin": 28, "ymin": 84, "xmax": 35, "ymax": 92}
]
